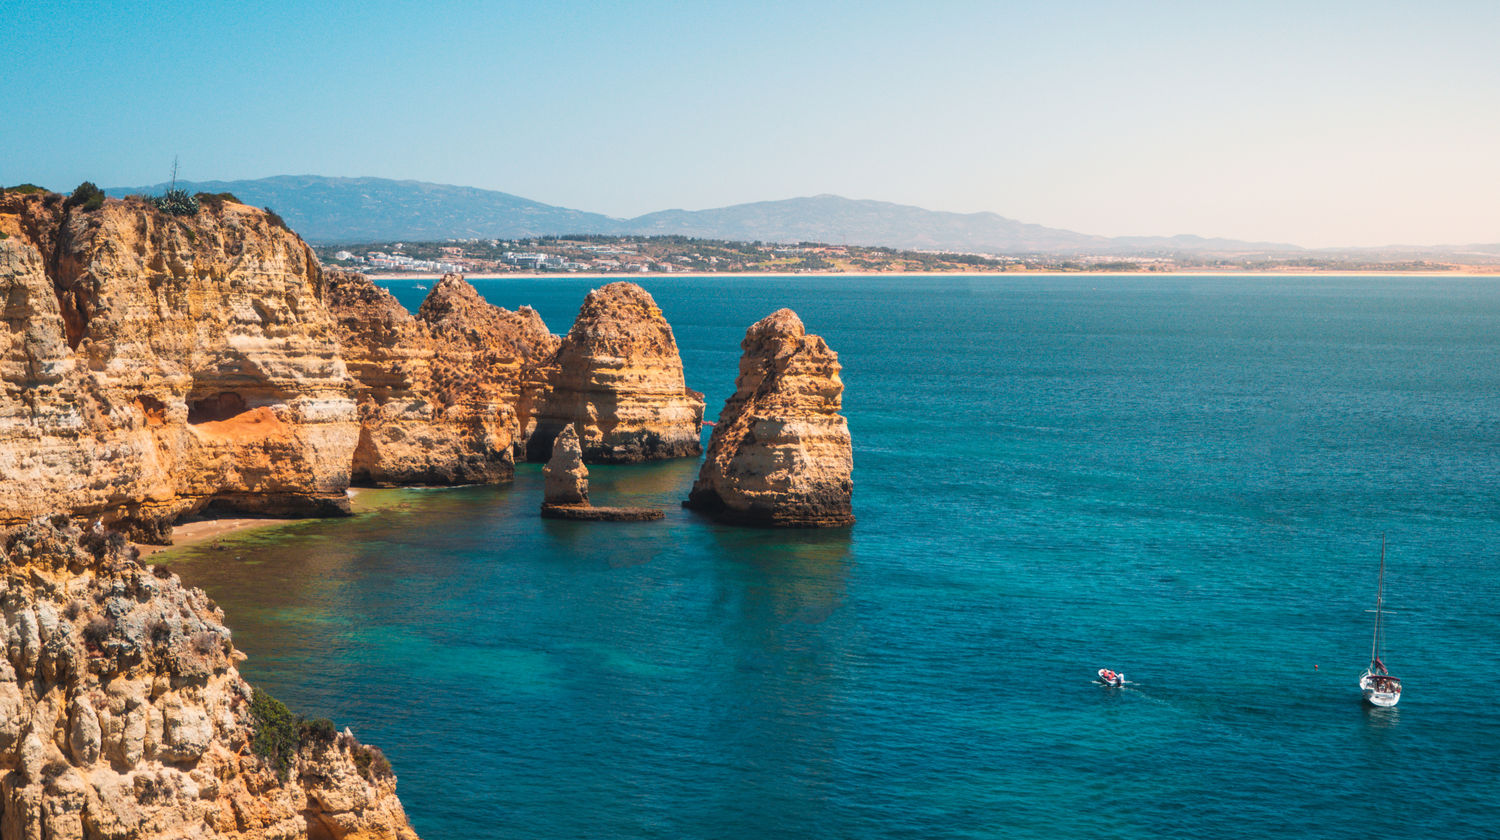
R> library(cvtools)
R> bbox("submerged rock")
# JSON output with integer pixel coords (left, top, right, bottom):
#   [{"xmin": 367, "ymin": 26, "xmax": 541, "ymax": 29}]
[
  {"xmin": 0, "ymin": 515, "xmax": 419, "ymax": 839},
  {"xmin": 523, "ymin": 282, "xmax": 704, "ymax": 463},
  {"xmin": 686, "ymin": 309, "xmax": 854, "ymax": 527}
]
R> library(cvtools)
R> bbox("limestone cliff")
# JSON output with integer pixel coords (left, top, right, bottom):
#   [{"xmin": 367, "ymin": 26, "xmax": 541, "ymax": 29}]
[
  {"xmin": 0, "ymin": 192, "xmax": 356, "ymax": 540},
  {"xmin": 685, "ymin": 309, "xmax": 853, "ymax": 527},
  {"xmin": 326, "ymin": 271, "xmax": 553, "ymax": 485},
  {"xmin": 523, "ymin": 282, "xmax": 704, "ymax": 463},
  {"xmin": 0, "ymin": 191, "xmax": 701, "ymax": 535},
  {"xmin": 0, "ymin": 515, "xmax": 417, "ymax": 839}
]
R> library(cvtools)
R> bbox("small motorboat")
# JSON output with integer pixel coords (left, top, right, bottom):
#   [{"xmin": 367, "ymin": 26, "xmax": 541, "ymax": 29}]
[{"xmin": 1097, "ymin": 668, "xmax": 1125, "ymax": 687}]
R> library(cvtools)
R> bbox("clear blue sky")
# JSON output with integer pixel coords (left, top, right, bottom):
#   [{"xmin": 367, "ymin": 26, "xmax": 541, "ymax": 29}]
[{"xmin": 5, "ymin": 0, "xmax": 1497, "ymax": 247}]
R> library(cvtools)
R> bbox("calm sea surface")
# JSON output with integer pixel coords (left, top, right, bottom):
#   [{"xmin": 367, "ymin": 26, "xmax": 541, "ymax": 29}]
[{"xmin": 166, "ymin": 275, "xmax": 1500, "ymax": 839}]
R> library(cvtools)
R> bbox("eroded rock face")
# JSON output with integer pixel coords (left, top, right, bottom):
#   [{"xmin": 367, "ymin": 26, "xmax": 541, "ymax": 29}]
[
  {"xmin": 0, "ymin": 192, "xmax": 704, "ymax": 535},
  {"xmin": 523, "ymin": 283, "xmax": 704, "ymax": 463},
  {"xmin": 542, "ymin": 425, "xmax": 588, "ymax": 506},
  {"xmin": 0, "ymin": 515, "xmax": 418, "ymax": 839},
  {"xmin": 0, "ymin": 193, "xmax": 357, "ymax": 538},
  {"xmin": 686, "ymin": 309, "xmax": 853, "ymax": 527},
  {"xmin": 327, "ymin": 271, "xmax": 551, "ymax": 485}
]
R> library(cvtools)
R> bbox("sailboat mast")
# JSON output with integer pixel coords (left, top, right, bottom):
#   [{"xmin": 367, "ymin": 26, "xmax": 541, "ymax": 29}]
[{"xmin": 1370, "ymin": 534, "xmax": 1385, "ymax": 669}]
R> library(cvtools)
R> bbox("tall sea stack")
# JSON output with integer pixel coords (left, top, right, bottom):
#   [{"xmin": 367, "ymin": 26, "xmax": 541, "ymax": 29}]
[
  {"xmin": 685, "ymin": 309, "xmax": 853, "ymax": 527},
  {"xmin": 523, "ymin": 282, "xmax": 704, "ymax": 463}
]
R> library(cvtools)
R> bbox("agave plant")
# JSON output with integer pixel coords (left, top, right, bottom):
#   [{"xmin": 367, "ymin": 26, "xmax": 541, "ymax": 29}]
[{"xmin": 150, "ymin": 188, "xmax": 200, "ymax": 216}]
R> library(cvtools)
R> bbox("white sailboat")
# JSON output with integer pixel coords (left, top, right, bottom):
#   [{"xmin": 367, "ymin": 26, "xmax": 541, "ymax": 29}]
[{"xmin": 1359, "ymin": 535, "xmax": 1402, "ymax": 708}]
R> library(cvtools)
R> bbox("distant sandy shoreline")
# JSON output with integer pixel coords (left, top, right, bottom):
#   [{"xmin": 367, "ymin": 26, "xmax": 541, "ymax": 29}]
[{"xmin": 366, "ymin": 269, "xmax": 1500, "ymax": 281}]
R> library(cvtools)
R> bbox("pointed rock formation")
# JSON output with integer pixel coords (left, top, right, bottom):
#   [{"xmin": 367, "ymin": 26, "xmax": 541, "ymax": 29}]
[
  {"xmin": 542, "ymin": 424, "xmax": 589, "ymax": 506},
  {"xmin": 0, "ymin": 192, "xmax": 357, "ymax": 540},
  {"xmin": 327, "ymin": 271, "xmax": 555, "ymax": 485},
  {"xmin": 523, "ymin": 282, "xmax": 704, "ymax": 463},
  {"xmin": 0, "ymin": 515, "xmax": 419, "ymax": 839},
  {"xmin": 540, "ymin": 424, "xmax": 663, "ymax": 521},
  {"xmin": 686, "ymin": 309, "xmax": 853, "ymax": 527}
]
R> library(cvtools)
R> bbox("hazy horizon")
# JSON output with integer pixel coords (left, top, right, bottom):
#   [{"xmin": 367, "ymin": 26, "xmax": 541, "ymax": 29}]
[{"xmin": 7, "ymin": 1, "xmax": 1498, "ymax": 249}]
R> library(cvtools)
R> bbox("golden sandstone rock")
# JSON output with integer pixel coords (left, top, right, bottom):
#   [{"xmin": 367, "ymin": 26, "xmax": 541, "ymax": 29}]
[
  {"xmin": 328, "ymin": 271, "xmax": 557, "ymax": 485},
  {"xmin": 522, "ymin": 282, "xmax": 704, "ymax": 463},
  {"xmin": 0, "ymin": 192, "xmax": 703, "ymax": 538},
  {"xmin": 0, "ymin": 192, "xmax": 356, "ymax": 541},
  {"xmin": 542, "ymin": 424, "xmax": 589, "ymax": 506},
  {"xmin": 686, "ymin": 309, "xmax": 854, "ymax": 527},
  {"xmin": 0, "ymin": 516, "xmax": 418, "ymax": 840}
]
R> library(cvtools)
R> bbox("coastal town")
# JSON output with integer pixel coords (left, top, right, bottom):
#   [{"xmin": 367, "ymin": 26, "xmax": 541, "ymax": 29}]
[
  {"xmin": 318, "ymin": 236, "xmax": 1036, "ymax": 275},
  {"xmin": 315, "ymin": 235, "xmax": 1475, "ymax": 276}
]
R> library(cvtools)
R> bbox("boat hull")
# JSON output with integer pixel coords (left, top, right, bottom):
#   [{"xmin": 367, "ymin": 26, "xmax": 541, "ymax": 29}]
[{"xmin": 1359, "ymin": 670, "xmax": 1401, "ymax": 707}]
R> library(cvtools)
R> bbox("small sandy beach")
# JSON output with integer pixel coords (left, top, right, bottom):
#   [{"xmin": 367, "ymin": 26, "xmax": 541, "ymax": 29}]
[{"xmin": 134, "ymin": 517, "xmax": 296, "ymax": 558}]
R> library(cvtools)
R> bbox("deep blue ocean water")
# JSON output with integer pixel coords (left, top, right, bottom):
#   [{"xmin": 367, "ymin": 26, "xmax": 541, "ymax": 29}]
[{"xmin": 166, "ymin": 275, "xmax": 1500, "ymax": 839}]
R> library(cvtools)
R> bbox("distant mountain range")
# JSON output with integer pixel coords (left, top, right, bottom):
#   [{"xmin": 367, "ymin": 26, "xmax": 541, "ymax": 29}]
[{"xmin": 104, "ymin": 175, "xmax": 1316, "ymax": 254}]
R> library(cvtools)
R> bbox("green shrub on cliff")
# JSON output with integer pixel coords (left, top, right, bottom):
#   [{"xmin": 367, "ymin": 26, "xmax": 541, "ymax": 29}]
[
  {"xmin": 298, "ymin": 717, "xmax": 337, "ymax": 750},
  {"xmin": 150, "ymin": 188, "xmax": 200, "ymax": 216},
  {"xmin": 65, "ymin": 181, "xmax": 106, "ymax": 212},
  {"xmin": 194, "ymin": 192, "xmax": 242, "ymax": 211},
  {"xmin": 3, "ymin": 184, "xmax": 47, "ymax": 195},
  {"xmin": 250, "ymin": 688, "xmax": 298, "ymax": 781},
  {"xmin": 263, "ymin": 206, "xmax": 289, "ymax": 231}
]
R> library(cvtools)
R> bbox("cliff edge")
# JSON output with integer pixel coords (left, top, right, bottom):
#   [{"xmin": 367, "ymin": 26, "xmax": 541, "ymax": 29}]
[
  {"xmin": 0, "ymin": 192, "xmax": 356, "ymax": 540},
  {"xmin": 0, "ymin": 515, "xmax": 418, "ymax": 839}
]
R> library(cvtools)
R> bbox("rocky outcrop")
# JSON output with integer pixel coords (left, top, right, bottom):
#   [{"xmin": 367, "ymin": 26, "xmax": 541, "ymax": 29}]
[
  {"xmin": 326, "ymin": 271, "xmax": 555, "ymax": 485},
  {"xmin": 522, "ymin": 283, "xmax": 704, "ymax": 463},
  {"xmin": 418, "ymin": 274, "xmax": 558, "ymax": 470},
  {"xmin": 0, "ymin": 190, "xmax": 701, "ymax": 537},
  {"xmin": 540, "ymin": 424, "xmax": 664, "ymax": 522},
  {"xmin": 542, "ymin": 425, "xmax": 588, "ymax": 506},
  {"xmin": 0, "ymin": 193, "xmax": 357, "ymax": 539},
  {"xmin": 0, "ymin": 515, "xmax": 417, "ymax": 839},
  {"xmin": 685, "ymin": 309, "xmax": 853, "ymax": 527}
]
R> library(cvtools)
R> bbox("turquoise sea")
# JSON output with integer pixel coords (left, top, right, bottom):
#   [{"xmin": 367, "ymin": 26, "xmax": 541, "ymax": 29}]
[{"xmin": 166, "ymin": 275, "xmax": 1500, "ymax": 839}]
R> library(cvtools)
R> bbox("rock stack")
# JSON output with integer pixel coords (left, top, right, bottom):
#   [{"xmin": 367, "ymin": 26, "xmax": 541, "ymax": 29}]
[
  {"xmin": 685, "ymin": 309, "xmax": 854, "ymax": 527},
  {"xmin": 0, "ymin": 515, "xmax": 419, "ymax": 839},
  {"xmin": 0, "ymin": 190, "xmax": 704, "ymax": 540},
  {"xmin": 542, "ymin": 424, "xmax": 590, "ymax": 506},
  {"xmin": 328, "ymin": 271, "xmax": 558, "ymax": 485},
  {"xmin": 522, "ymin": 282, "xmax": 704, "ymax": 463},
  {"xmin": 541, "ymin": 424, "xmax": 663, "ymax": 522}
]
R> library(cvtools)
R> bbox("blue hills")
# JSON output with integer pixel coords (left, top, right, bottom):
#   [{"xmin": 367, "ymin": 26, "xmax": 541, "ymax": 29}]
[{"xmin": 108, "ymin": 174, "xmax": 1301, "ymax": 254}]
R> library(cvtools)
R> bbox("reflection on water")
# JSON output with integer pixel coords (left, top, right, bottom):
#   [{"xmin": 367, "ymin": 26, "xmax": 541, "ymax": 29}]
[{"xmin": 1362, "ymin": 704, "xmax": 1401, "ymax": 729}]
